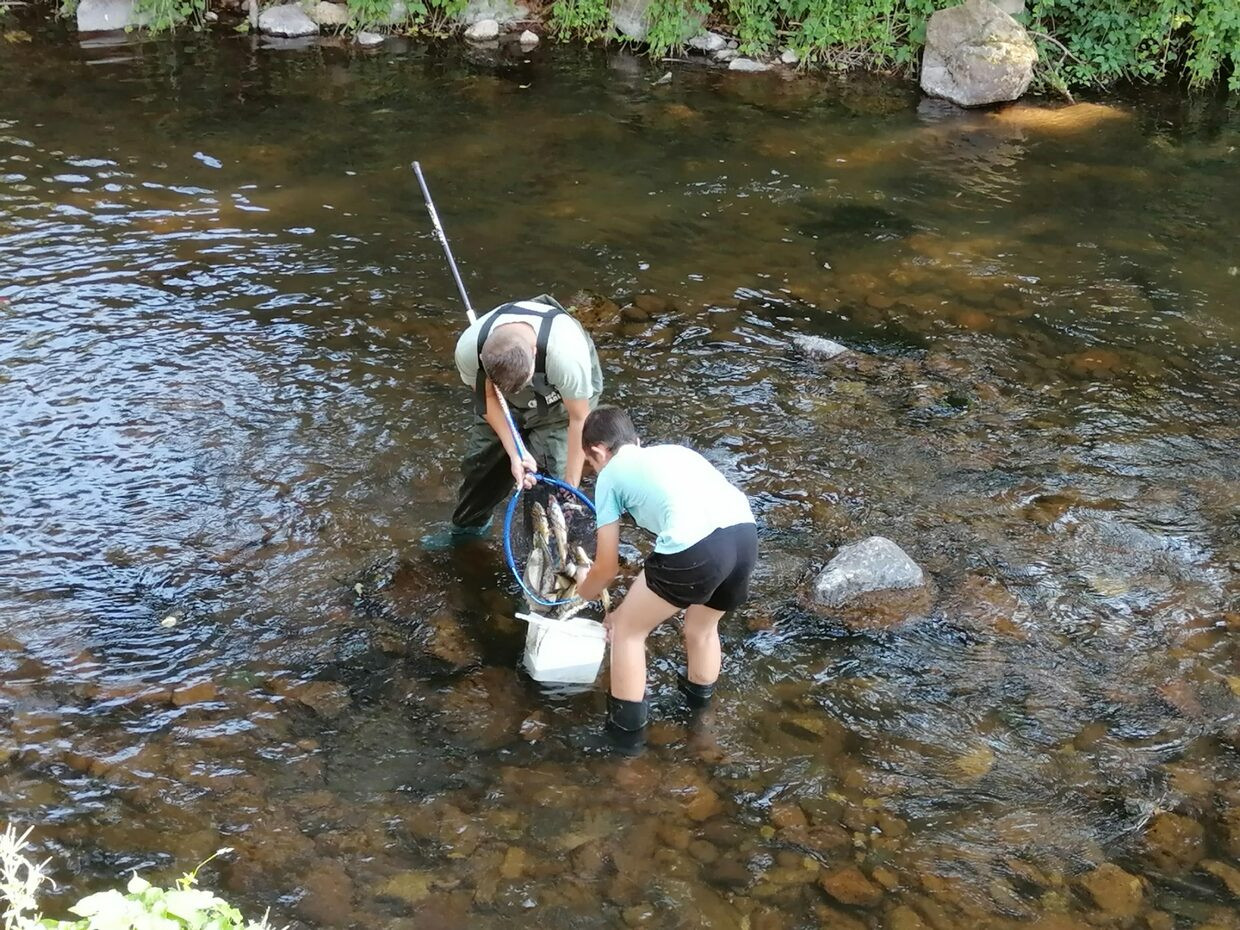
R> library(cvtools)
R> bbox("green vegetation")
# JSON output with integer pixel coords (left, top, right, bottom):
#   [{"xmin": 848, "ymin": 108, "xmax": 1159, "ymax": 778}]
[
  {"xmin": 132, "ymin": 0, "xmax": 208, "ymax": 32},
  {"xmin": 345, "ymin": 0, "xmax": 465, "ymax": 31},
  {"xmin": 1, "ymin": 826, "xmax": 273, "ymax": 930},
  {"xmin": 549, "ymin": 0, "xmax": 1239, "ymax": 91}
]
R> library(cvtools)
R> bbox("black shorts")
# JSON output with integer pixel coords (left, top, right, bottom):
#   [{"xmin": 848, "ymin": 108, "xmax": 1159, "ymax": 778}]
[{"xmin": 644, "ymin": 523, "xmax": 758, "ymax": 611}]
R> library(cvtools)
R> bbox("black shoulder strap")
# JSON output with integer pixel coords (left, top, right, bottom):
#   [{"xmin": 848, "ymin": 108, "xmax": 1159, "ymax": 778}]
[
  {"xmin": 473, "ymin": 309, "xmax": 504, "ymax": 416},
  {"xmin": 472, "ymin": 301, "xmax": 566, "ymax": 416}
]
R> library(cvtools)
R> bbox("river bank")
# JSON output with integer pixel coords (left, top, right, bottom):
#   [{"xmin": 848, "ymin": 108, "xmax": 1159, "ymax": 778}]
[{"xmin": 14, "ymin": 0, "xmax": 1240, "ymax": 96}]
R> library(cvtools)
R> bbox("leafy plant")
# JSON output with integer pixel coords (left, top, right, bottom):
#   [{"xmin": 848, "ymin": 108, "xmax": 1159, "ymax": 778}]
[
  {"xmin": 346, "ymin": 0, "xmax": 465, "ymax": 33},
  {"xmin": 130, "ymin": 0, "xmax": 208, "ymax": 32},
  {"xmin": 549, "ymin": 0, "xmax": 611, "ymax": 41},
  {"xmin": 1, "ymin": 825, "xmax": 276, "ymax": 930}
]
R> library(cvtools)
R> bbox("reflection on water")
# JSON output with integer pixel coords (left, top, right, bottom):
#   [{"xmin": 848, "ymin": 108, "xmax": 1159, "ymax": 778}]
[{"xmin": 2, "ymin": 22, "xmax": 1239, "ymax": 930}]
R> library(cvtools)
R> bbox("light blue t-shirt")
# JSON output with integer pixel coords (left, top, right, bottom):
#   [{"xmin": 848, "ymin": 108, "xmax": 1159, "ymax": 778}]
[{"xmin": 594, "ymin": 444, "xmax": 755, "ymax": 554}]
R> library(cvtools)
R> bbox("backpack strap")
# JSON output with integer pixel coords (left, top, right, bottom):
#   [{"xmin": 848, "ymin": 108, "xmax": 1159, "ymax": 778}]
[{"xmin": 473, "ymin": 300, "xmax": 566, "ymax": 417}]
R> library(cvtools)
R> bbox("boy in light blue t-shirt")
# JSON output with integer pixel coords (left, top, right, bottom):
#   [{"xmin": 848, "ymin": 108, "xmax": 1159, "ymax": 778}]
[{"xmin": 574, "ymin": 406, "xmax": 757, "ymax": 735}]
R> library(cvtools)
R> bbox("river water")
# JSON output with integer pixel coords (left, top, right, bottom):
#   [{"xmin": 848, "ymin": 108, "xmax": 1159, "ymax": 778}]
[{"xmin": 2, "ymin": 22, "xmax": 1238, "ymax": 930}]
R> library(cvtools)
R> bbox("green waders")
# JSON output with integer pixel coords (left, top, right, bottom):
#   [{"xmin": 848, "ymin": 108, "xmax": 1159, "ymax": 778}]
[{"xmin": 450, "ymin": 403, "xmax": 571, "ymax": 531}]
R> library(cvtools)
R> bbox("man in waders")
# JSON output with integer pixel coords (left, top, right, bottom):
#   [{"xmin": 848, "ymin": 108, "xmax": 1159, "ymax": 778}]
[{"xmin": 424, "ymin": 294, "xmax": 603, "ymax": 547}]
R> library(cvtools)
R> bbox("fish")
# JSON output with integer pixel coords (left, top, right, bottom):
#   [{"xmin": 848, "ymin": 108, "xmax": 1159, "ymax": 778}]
[
  {"xmin": 524, "ymin": 544, "xmax": 546, "ymax": 611},
  {"xmin": 530, "ymin": 501, "xmax": 550, "ymax": 546},
  {"xmin": 547, "ymin": 496, "xmax": 570, "ymax": 568}
]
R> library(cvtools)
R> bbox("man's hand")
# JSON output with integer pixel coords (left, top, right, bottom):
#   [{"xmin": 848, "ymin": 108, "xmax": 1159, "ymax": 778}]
[{"xmin": 510, "ymin": 451, "xmax": 539, "ymax": 490}]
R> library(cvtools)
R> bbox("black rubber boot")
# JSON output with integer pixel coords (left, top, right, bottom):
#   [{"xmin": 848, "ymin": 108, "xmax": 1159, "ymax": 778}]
[
  {"xmin": 677, "ymin": 671, "xmax": 715, "ymax": 709},
  {"xmin": 601, "ymin": 695, "xmax": 648, "ymax": 756},
  {"xmin": 606, "ymin": 695, "xmax": 649, "ymax": 732}
]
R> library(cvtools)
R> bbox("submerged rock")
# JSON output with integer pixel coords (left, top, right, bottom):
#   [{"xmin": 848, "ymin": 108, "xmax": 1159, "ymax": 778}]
[
  {"xmin": 77, "ymin": 0, "xmax": 147, "ymax": 30},
  {"xmin": 356, "ymin": 31, "xmax": 384, "ymax": 45},
  {"xmin": 792, "ymin": 334, "xmax": 848, "ymax": 360},
  {"xmin": 920, "ymin": 0, "xmax": 1037, "ymax": 107},
  {"xmin": 819, "ymin": 865, "xmax": 884, "ymax": 907},
  {"xmin": 1144, "ymin": 812, "xmax": 1204, "ymax": 874},
  {"xmin": 1075, "ymin": 863, "xmax": 1144, "ymax": 921},
  {"xmin": 259, "ymin": 3, "xmax": 319, "ymax": 36},
  {"xmin": 811, "ymin": 536, "xmax": 926, "ymax": 608},
  {"xmin": 465, "ymin": 18, "xmax": 500, "ymax": 40}
]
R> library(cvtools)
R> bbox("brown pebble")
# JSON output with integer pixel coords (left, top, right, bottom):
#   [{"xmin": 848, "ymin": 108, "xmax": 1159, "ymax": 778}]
[{"xmin": 819, "ymin": 865, "xmax": 884, "ymax": 908}]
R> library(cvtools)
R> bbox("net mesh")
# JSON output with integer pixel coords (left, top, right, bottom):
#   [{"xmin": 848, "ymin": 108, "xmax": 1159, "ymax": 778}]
[{"xmin": 506, "ymin": 480, "xmax": 598, "ymax": 609}]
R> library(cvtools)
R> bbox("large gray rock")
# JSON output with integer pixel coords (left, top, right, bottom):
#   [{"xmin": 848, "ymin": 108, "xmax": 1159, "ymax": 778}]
[
  {"xmin": 792, "ymin": 334, "xmax": 848, "ymax": 360},
  {"xmin": 812, "ymin": 536, "xmax": 925, "ymax": 609},
  {"xmin": 457, "ymin": 0, "xmax": 527, "ymax": 25},
  {"xmin": 687, "ymin": 31, "xmax": 726, "ymax": 53},
  {"xmin": 308, "ymin": 0, "xmax": 349, "ymax": 26},
  {"xmin": 258, "ymin": 3, "xmax": 319, "ymax": 35},
  {"xmin": 611, "ymin": 0, "xmax": 702, "ymax": 43},
  {"xmin": 77, "ymin": 0, "xmax": 148, "ymax": 31},
  {"xmin": 464, "ymin": 18, "xmax": 499, "ymax": 40},
  {"xmin": 920, "ymin": 0, "xmax": 1037, "ymax": 108}
]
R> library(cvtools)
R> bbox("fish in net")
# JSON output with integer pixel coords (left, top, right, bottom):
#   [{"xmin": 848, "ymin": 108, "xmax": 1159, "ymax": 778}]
[{"xmin": 504, "ymin": 477, "xmax": 609, "ymax": 619}]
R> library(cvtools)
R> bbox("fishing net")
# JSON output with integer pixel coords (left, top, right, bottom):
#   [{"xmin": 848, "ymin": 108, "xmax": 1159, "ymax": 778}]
[{"xmin": 503, "ymin": 476, "xmax": 599, "ymax": 612}]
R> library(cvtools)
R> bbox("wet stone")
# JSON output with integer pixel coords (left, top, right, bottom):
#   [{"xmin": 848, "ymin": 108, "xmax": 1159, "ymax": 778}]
[
  {"xmin": 890, "ymin": 904, "xmax": 929, "ymax": 930},
  {"xmin": 375, "ymin": 870, "xmax": 434, "ymax": 907},
  {"xmin": 296, "ymin": 860, "xmax": 354, "ymax": 926},
  {"xmin": 1076, "ymin": 863, "xmax": 1144, "ymax": 921},
  {"xmin": 170, "ymin": 680, "xmax": 219, "ymax": 706},
  {"xmin": 819, "ymin": 865, "xmax": 884, "ymax": 908},
  {"xmin": 1144, "ymin": 811, "xmax": 1204, "ymax": 873},
  {"xmin": 1200, "ymin": 860, "xmax": 1240, "ymax": 899},
  {"xmin": 770, "ymin": 802, "xmax": 809, "ymax": 830}
]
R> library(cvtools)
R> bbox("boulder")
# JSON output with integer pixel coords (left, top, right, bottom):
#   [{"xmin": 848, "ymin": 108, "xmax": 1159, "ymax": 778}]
[
  {"xmin": 258, "ymin": 3, "xmax": 319, "ymax": 36},
  {"xmin": 77, "ymin": 0, "xmax": 148, "ymax": 31},
  {"xmin": 356, "ymin": 30, "xmax": 384, "ymax": 45},
  {"xmin": 611, "ymin": 0, "xmax": 702, "ymax": 43},
  {"xmin": 780, "ymin": 48, "xmax": 799, "ymax": 65},
  {"xmin": 729, "ymin": 58, "xmax": 771, "ymax": 73},
  {"xmin": 518, "ymin": 29, "xmax": 539, "ymax": 46},
  {"xmin": 464, "ymin": 18, "xmax": 500, "ymax": 40},
  {"xmin": 456, "ymin": 0, "xmax": 527, "ymax": 25},
  {"xmin": 811, "ymin": 536, "xmax": 925, "ymax": 609},
  {"xmin": 792, "ymin": 333, "xmax": 848, "ymax": 360},
  {"xmin": 920, "ymin": 0, "xmax": 1037, "ymax": 107},
  {"xmin": 308, "ymin": 0, "xmax": 349, "ymax": 26},
  {"xmin": 687, "ymin": 31, "xmax": 726, "ymax": 53}
]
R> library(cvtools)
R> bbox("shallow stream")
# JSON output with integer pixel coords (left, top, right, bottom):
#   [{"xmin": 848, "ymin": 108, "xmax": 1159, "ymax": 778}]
[{"xmin": 1, "ymin": 22, "xmax": 1238, "ymax": 930}]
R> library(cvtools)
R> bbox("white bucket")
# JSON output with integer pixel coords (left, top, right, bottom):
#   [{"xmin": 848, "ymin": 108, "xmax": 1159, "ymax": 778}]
[{"xmin": 516, "ymin": 612, "xmax": 606, "ymax": 684}]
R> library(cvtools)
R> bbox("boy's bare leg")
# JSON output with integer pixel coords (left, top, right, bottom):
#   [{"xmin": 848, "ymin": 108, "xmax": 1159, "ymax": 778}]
[
  {"xmin": 682, "ymin": 604, "xmax": 726, "ymax": 685},
  {"xmin": 608, "ymin": 571, "xmax": 679, "ymax": 702}
]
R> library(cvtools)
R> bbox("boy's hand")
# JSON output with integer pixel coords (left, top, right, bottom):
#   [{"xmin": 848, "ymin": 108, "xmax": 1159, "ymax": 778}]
[
  {"xmin": 510, "ymin": 451, "xmax": 538, "ymax": 489},
  {"xmin": 573, "ymin": 565, "xmax": 590, "ymax": 585}
]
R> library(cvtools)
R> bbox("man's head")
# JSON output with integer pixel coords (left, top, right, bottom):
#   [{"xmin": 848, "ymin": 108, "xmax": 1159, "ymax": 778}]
[
  {"xmin": 582, "ymin": 406, "xmax": 641, "ymax": 473},
  {"xmin": 480, "ymin": 327, "xmax": 536, "ymax": 398}
]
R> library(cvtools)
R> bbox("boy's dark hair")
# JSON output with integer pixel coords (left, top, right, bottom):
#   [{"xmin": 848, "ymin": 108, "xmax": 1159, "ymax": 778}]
[
  {"xmin": 480, "ymin": 329, "xmax": 535, "ymax": 397},
  {"xmin": 583, "ymin": 406, "xmax": 640, "ymax": 452}
]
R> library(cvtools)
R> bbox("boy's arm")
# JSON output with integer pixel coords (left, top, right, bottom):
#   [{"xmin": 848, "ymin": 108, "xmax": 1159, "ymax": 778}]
[
  {"xmin": 562, "ymin": 396, "xmax": 590, "ymax": 487},
  {"xmin": 483, "ymin": 379, "xmax": 537, "ymax": 488},
  {"xmin": 576, "ymin": 521, "xmax": 620, "ymax": 601}
]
